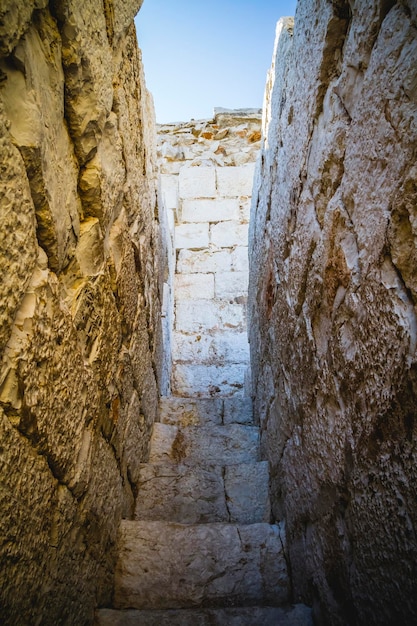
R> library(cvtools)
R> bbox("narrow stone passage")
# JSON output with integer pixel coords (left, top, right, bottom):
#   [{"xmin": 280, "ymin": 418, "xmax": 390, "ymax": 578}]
[
  {"xmin": 94, "ymin": 107, "xmax": 313, "ymax": 626},
  {"xmin": 95, "ymin": 398, "xmax": 313, "ymax": 625}
]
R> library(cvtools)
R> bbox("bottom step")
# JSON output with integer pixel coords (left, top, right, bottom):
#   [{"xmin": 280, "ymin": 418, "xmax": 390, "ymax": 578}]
[
  {"xmin": 95, "ymin": 604, "xmax": 313, "ymax": 626},
  {"xmin": 114, "ymin": 521, "xmax": 288, "ymax": 609}
]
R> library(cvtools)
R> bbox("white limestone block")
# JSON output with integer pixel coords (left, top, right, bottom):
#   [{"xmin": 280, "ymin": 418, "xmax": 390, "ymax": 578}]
[
  {"xmin": 148, "ymin": 423, "xmax": 260, "ymax": 466},
  {"xmin": 225, "ymin": 462, "xmax": 271, "ymax": 524},
  {"xmin": 171, "ymin": 331, "xmax": 249, "ymax": 364},
  {"xmin": 233, "ymin": 151, "xmax": 253, "ymax": 166},
  {"xmin": 166, "ymin": 206, "xmax": 175, "ymax": 234},
  {"xmin": 244, "ymin": 364, "xmax": 252, "ymax": 397},
  {"xmin": 181, "ymin": 198, "xmax": 240, "ymax": 223},
  {"xmin": 240, "ymin": 197, "xmax": 252, "ymax": 222},
  {"xmin": 160, "ymin": 174, "xmax": 178, "ymax": 210},
  {"xmin": 223, "ymin": 397, "xmax": 254, "ymax": 425},
  {"xmin": 231, "ymin": 246, "xmax": 249, "ymax": 272},
  {"xmin": 114, "ymin": 520, "xmax": 289, "ymax": 609},
  {"xmin": 216, "ymin": 163, "xmax": 256, "ymax": 197},
  {"xmin": 135, "ymin": 464, "xmax": 228, "ymax": 523},
  {"xmin": 159, "ymin": 397, "xmax": 223, "ymax": 426},
  {"xmin": 177, "ymin": 249, "xmax": 232, "ymax": 274},
  {"xmin": 175, "ymin": 300, "xmax": 245, "ymax": 333},
  {"xmin": 174, "ymin": 273, "xmax": 214, "ymax": 299},
  {"xmin": 215, "ymin": 271, "xmax": 249, "ymax": 299},
  {"xmin": 171, "ymin": 363, "xmax": 248, "ymax": 396},
  {"xmin": 134, "ymin": 461, "xmax": 271, "ymax": 525},
  {"xmin": 160, "ymin": 160, "xmax": 181, "ymax": 175},
  {"xmin": 175, "ymin": 223, "xmax": 209, "ymax": 249},
  {"xmin": 161, "ymin": 142, "xmax": 181, "ymax": 160},
  {"xmin": 211, "ymin": 221, "xmax": 248, "ymax": 248},
  {"xmin": 178, "ymin": 166, "xmax": 216, "ymax": 198}
]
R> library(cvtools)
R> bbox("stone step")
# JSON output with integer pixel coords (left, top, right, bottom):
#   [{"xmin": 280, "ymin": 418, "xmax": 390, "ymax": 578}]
[
  {"xmin": 159, "ymin": 396, "xmax": 254, "ymax": 427},
  {"xmin": 149, "ymin": 423, "xmax": 260, "ymax": 466},
  {"xmin": 134, "ymin": 461, "xmax": 270, "ymax": 524},
  {"xmin": 223, "ymin": 396, "xmax": 254, "ymax": 425},
  {"xmin": 114, "ymin": 520, "xmax": 289, "ymax": 610},
  {"xmin": 95, "ymin": 604, "xmax": 314, "ymax": 626},
  {"xmin": 160, "ymin": 397, "xmax": 223, "ymax": 426}
]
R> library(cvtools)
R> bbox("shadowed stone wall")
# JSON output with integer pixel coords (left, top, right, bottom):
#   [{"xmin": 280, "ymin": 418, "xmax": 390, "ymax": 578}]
[
  {"xmin": 0, "ymin": 1, "xmax": 163, "ymax": 623},
  {"xmin": 249, "ymin": 2, "xmax": 417, "ymax": 625}
]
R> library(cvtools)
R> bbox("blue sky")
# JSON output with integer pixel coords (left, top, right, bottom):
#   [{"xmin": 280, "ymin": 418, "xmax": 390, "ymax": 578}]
[{"xmin": 134, "ymin": 0, "xmax": 297, "ymax": 124}]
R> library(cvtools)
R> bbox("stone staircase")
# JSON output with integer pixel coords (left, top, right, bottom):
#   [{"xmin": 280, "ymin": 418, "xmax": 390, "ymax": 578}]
[{"xmin": 95, "ymin": 397, "xmax": 313, "ymax": 625}]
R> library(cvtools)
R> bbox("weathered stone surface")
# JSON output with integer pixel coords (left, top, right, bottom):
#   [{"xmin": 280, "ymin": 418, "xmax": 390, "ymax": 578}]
[
  {"xmin": 134, "ymin": 463, "xmax": 228, "ymax": 523},
  {"xmin": 158, "ymin": 113, "xmax": 260, "ymax": 397},
  {"xmin": 114, "ymin": 520, "xmax": 289, "ymax": 609},
  {"xmin": 79, "ymin": 111, "xmax": 125, "ymax": 234},
  {"xmin": 249, "ymin": 4, "xmax": 417, "ymax": 625},
  {"xmin": 0, "ymin": 407, "xmax": 59, "ymax": 621},
  {"xmin": 134, "ymin": 461, "xmax": 270, "ymax": 524},
  {"xmin": 223, "ymin": 396, "xmax": 254, "ymax": 425},
  {"xmin": 97, "ymin": 389, "xmax": 296, "ymax": 620},
  {"xmin": 174, "ymin": 273, "xmax": 215, "ymax": 300},
  {"xmin": 181, "ymin": 197, "xmax": 240, "ymax": 223},
  {"xmin": 50, "ymin": 0, "xmax": 113, "ymax": 165},
  {"xmin": 159, "ymin": 396, "xmax": 223, "ymax": 426},
  {"xmin": 159, "ymin": 396, "xmax": 254, "ymax": 426},
  {"xmin": 177, "ymin": 249, "xmax": 232, "ymax": 274},
  {"xmin": 216, "ymin": 164, "xmax": 255, "ymax": 197},
  {"xmin": 175, "ymin": 300, "xmax": 245, "ymax": 332},
  {"xmin": 231, "ymin": 246, "xmax": 249, "ymax": 272},
  {"xmin": 215, "ymin": 270, "xmax": 249, "ymax": 298},
  {"xmin": 157, "ymin": 109, "xmax": 262, "ymax": 171},
  {"xmin": 1, "ymin": 10, "xmax": 81, "ymax": 272},
  {"xmin": 96, "ymin": 604, "xmax": 313, "ymax": 626},
  {"xmin": 149, "ymin": 423, "xmax": 260, "ymax": 466},
  {"xmin": 0, "ymin": 109, "xmax": 38, "ymax": 354},
  {"xmin": 172, "ymin": 331, "xmax": 249, "ymax": 365},
  {"xmin": 175, "ymin": 222, "xmax": 209, "ymax": 249},
  {"xmin": 159, "ymin": 173, "xmax": 178, "ymax": 210},
  {"xmin": 225, "ymin": 461, "xmax": 271, "ymax": 524},
  {"xmin": 179, "ymin": 167, "xmax": 216, "ymax": 198},
  {"xmin": 108, "ymin": 0, "xmax": 144, "ymax": 44},
  {"xmin": 0, "ymin": 2, "xmax": 162, "ymax": 624},
  {"xmin": 172, "ymin": 363, "xmax": 248, "ymax": 397},
  {"xmin": 211, "ymin": 221, "xmax": 248, "ymax": 248},
  {"xmin": 0, "ymin": 0, "xmax": 48, "ymax": 56}
]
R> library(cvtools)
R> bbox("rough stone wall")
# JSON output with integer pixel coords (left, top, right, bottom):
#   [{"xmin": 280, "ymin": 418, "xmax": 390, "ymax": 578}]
[
  {"xmin": 249, "ymin": 3, "xmax": 417, "ymax": 625},
  {"xmin": 157, "ymin": 110, "xmax": 261, "ymax": 396},
  {"xmin": 0, "ymin": 2, "xmax": 162, "ymax": 624}
]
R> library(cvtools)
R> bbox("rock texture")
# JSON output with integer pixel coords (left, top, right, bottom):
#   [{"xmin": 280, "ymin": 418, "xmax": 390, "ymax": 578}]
[
  {"xmin": 115, "ymin": 520, "xmax": 287, "ymax": 610},
  {"xmin": 96, "ymin": 397, "xmax": 313, "ymax": 625},
  {"xmin": 0, "ymin": 2, "xmax": 161, "ymax": 624},
  {"xmin": 157, "ymin": 110, "xmax": 261, "ymax": 396},
  {"xmin": 249, "ymin": 3, "xmax": 417, "ymax": 625}
]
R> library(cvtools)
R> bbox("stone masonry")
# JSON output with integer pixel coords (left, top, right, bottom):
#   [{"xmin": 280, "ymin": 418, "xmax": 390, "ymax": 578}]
[
  {"xmin": 249, "ymin": 3, "xmax": 417, "ymax": 625},
  {"xmin": 2, "ymin": 0, "xmax": 417, "ymax": 624},
  {"xmin": 95, "ymin": 396, "xmax": 313, "ymax": 625},
  {"xmin": 157, "ymin": 110, "xmax": 262, "ymax": 397},
  {"xmin": 0, "ymin": 2, "xmax": 163, "ymax": 624}
]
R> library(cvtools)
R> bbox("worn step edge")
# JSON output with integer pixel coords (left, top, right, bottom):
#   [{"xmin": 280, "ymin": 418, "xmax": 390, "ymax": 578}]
[
  {"xmin": 114, "ymin": 520, "xmax": 289, "ymax": 610},
  {"xmin": 95, "ymin": 604, "xmax": 313, "ymax": 626},
  {"xmin": 149, "ymin": 422, "xmax": 260, "ymax": 466},
  {"xmin": 160, "ymin": 396, "xmax": 254, "ymax": 427},
  {"xmin": 134, "ymin": 461, "xmax": 271, "ymax": 524}
]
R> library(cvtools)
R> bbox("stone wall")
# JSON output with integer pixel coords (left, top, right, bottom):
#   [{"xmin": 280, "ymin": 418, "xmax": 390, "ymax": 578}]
[
  {"xmin": 0, "ymin": 2, "xmax": 162, "ymax": 624},
  {"xmin": 249, "ymin": 3, "xmax": 417, "ymax": 625},
  {"xmin": 158, "ymin": 110, "xmax": 261, "ymax": 397}
]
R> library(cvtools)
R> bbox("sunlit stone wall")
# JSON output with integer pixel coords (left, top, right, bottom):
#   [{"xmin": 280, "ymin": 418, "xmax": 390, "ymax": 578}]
[{"xmin": 158, "ymin": 109, "xmax": 261, "ymax": 396}]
